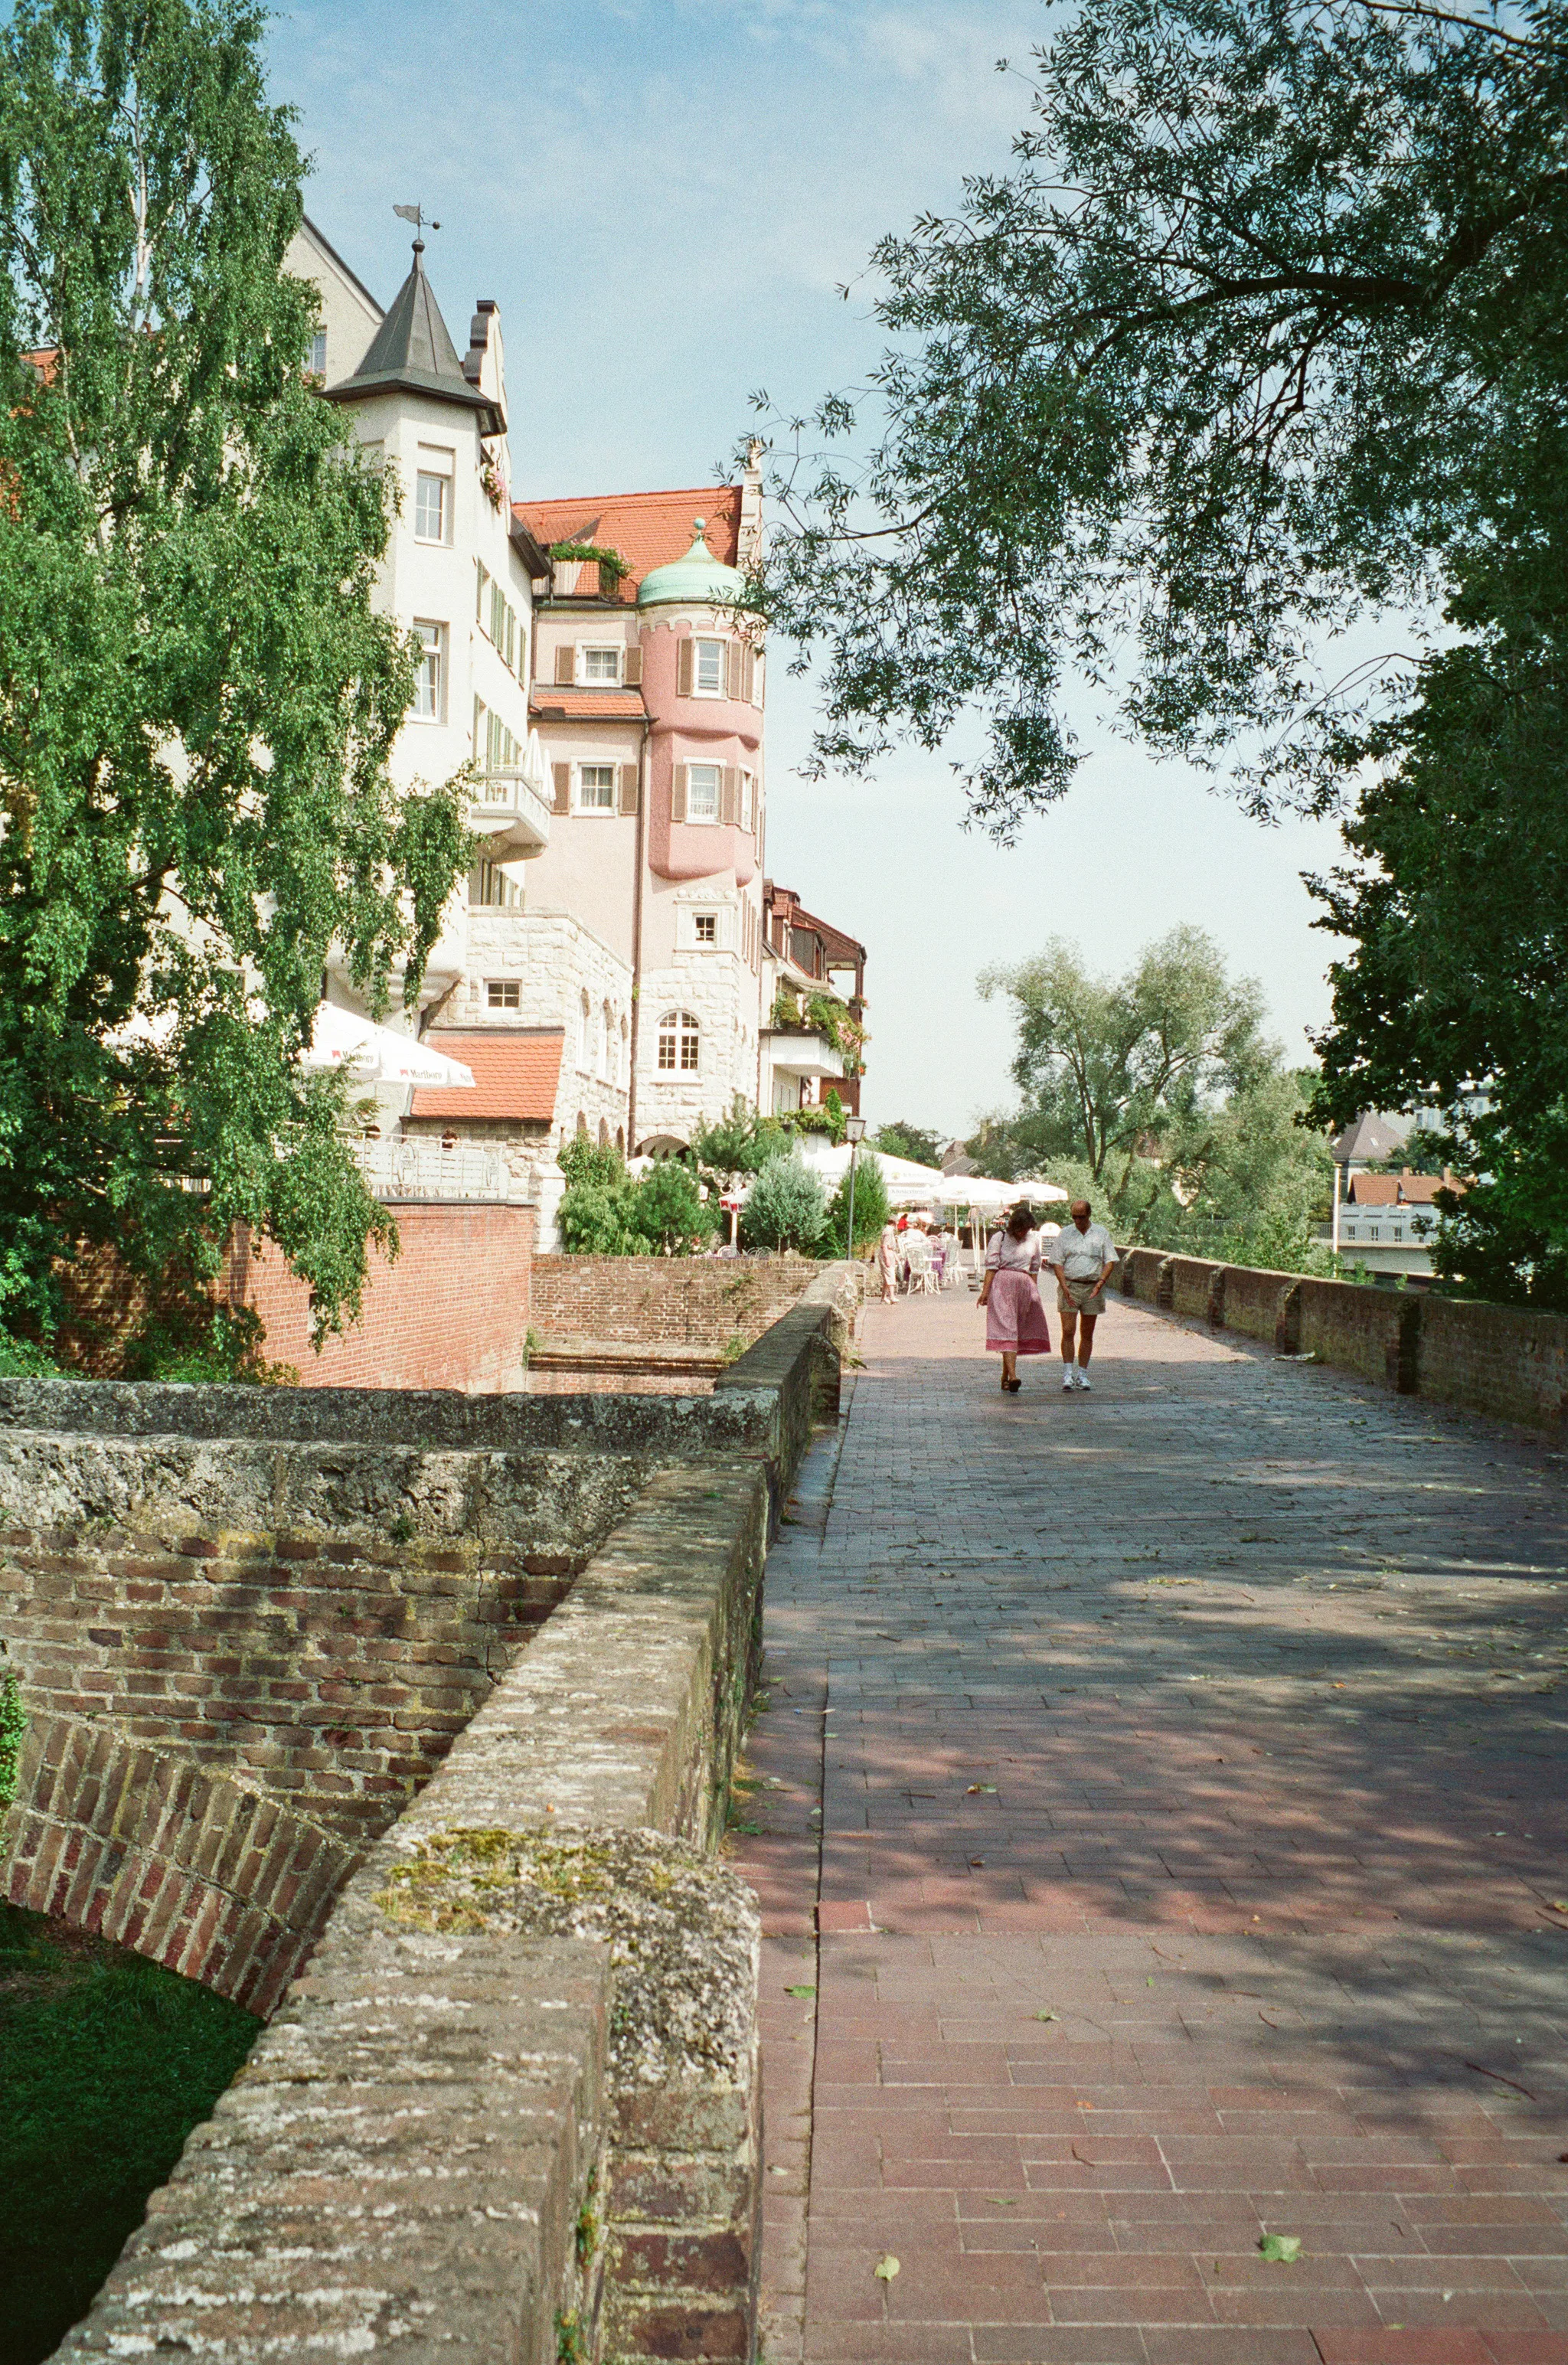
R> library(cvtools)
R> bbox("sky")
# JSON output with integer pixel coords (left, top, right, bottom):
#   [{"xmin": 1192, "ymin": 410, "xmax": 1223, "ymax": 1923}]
[{"xmin": 268, "ymin": 0, "xmax": 1348, "ymax": 1140}]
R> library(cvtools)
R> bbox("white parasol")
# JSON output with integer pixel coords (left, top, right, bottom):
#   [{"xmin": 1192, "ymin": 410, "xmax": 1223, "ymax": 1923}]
[{"xmin": 299, "ymin": 1004, "xmax": 475, "ymax": 1088}]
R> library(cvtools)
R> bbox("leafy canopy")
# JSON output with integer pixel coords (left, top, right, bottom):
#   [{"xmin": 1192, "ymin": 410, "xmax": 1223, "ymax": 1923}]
[
  {"xmin": 756, "ymin": 0, "xmax": 1568, "ymax": 831},
  {"xmin": 0, "ymin": 0, "xmax": 469, "ymax": 1344},
  {"xmin": 556, "ymin": 1137, "xmax": 717, "ymax": 1256}
]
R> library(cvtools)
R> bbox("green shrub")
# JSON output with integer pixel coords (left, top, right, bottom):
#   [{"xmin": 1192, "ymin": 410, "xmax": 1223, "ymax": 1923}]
[
  {"xmin": 740, "ymin": 1153, "xmax": 828, "ymax": 1253},
  {"xmin": 0, "ymin": 1330, "xmax": 60, "ymax": 1378},
  {"xmin": 822, "ymin": 1152, "xmax": 890, "ymax": 1257},
  {"xmin": 557, "ymin": 1143, "xmax": 717, "ymax": 1256}
]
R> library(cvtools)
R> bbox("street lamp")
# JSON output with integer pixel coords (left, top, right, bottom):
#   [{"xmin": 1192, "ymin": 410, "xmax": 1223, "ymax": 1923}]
[{"xmin": 844, "ymin": 1114, "xmax": 867, "ymax": 1263}]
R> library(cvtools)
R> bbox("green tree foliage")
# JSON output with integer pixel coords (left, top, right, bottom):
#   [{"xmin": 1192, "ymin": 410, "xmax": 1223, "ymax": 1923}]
[
  {"xmin": 981, "ymin": 931, "xmax": 1331, "ymax": 1257},
  {"xmin": 874, "ymin": 1120, "xmax": 942, "ymax": 1167},
  {"xmin": 740, "ymin": 1151, "xmax": 828, "ymax": 1253},
  {"xmin": 756, "ymin": 0, "xmax": 1568, "ymax": 833},
  {"xmin": 822, "ymin": 1149, "xmax": 890, "ymax": 1259},
  {"xmin": 1308, "ymin": 482, "xmax": 1568, "ymax": 1302},
  {"xmin": 555, "ymin": 1137, "xmax": 717, "ymax": 1256},
  {"xmin": 0, "ymin": 0, "xmax": 469, "ymax": 1348}
]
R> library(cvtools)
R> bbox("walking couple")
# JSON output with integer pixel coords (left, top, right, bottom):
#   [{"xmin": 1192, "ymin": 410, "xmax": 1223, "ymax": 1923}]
[{"xmin": 978, "ymin": 1200, "xmax": 1118, "ymax": 1395}]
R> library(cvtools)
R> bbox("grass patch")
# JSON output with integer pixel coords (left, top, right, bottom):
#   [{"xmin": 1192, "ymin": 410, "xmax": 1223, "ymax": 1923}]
[{"xmin": 0, "ymin": 1903, "xmax": 260, "ymax": 2364}]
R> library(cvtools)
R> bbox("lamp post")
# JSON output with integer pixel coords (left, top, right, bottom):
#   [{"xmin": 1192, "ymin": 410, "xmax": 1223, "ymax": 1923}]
[{"xmin": 844, "ymin": 1114, "xmax": 867, "ymax": 1263}]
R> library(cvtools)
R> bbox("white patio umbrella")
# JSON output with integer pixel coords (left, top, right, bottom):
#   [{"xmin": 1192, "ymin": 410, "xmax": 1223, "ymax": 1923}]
[{"xmin": 299, "ymin": 1004, "xmax": 475, "ymax": 1088}]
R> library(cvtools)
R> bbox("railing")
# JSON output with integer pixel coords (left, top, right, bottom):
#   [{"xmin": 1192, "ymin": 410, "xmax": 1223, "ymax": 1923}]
[
  {"xmin": 350, "ymin": 1137, "xmax": 533, "ymax": 1204},
  {"xmin": 466, "ymin": 768, "xmax": 553, "ymax": 848}
]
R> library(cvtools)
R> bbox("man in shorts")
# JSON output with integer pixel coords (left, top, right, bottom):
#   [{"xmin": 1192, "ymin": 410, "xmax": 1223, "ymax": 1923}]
[{"xmin": 1047, "ymin": 1200, "xmax": 1119, "ymax": 1390}]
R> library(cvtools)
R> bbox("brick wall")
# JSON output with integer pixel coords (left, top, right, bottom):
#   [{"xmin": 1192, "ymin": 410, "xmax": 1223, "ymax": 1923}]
[
  {"xmin": 531, "ymin": 1253, "xmax": 821, "ymax": 1347},
  {"xmin": 0, "ymin": 1520, "xmax": 573, "ymax": 1847},
  {"xmin": 3, "ymin": 1712, "xmax": 357, "ymax": 2017},
  {"xmin": 1119, "ymin": 1248, "xmax": 1568, "ymax": 1429},
  {"xmin": 224, "ymin": 1202, "xmax": 533, "ymax": 1393},
  {"xmin": 1416, "ymin": 1293, "xmax": 1568, "ymax": 1429}
]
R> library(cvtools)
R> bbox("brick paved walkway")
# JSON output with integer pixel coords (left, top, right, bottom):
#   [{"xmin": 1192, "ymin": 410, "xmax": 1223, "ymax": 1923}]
[{"xmin": 730, "ymin": 1290, "xmax": 1568, "ymax": 2365}]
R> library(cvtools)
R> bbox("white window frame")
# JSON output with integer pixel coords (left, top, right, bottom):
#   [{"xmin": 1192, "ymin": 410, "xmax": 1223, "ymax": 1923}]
[
  {"xmin": 692, "ymin": 637, "xmax": 725, "ymax": 696},
  {"xmin": 693, "ymin": 911, "xmax": 718, "ymax": 946},
  {"xmin": 576, "ymin": 763, "xmax": 617, "ymax": 813},
  {"xmin": 307, "ymin": 328, "xmax": 328, "ymax": 377},
  {"xmin": 686, "ymin": 762, "xmax": 721, "ymax": 823},
  {"xmin": 656, "ymin": 1009, "xmax": 701, "ymax": 1076},
  {"xmin": 486, "ymin": 978, "xmax": 521, "ymax": 1009},
  {"xmin": 413, "ymin": 621, "xmax": 446, "ymax": 722},
  {"xmin": 580, "ymin": 645, "xmax": 622, "ymax": 685}
]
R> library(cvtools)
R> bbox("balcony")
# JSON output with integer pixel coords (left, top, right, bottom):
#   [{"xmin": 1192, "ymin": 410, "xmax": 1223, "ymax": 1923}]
[
  {"xmin": 466, "ymin": 767, "xmax": 552, "ymax": 857},
  {"xmin": 762, "ymin": 1027, "xmax": 844, "ymax": 1083}
]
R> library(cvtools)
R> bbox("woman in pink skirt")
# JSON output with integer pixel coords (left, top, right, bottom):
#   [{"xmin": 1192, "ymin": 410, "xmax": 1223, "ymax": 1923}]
[{"xmin": 977, "ymin": 1202, "xmax": 1052, "ymax": 1393}]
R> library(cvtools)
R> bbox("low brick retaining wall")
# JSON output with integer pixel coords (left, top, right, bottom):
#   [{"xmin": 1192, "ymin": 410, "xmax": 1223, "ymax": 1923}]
[
  {"xmin": 531, "ymin": 1250, "xmax": 822, "ymax": 1347},
  {"xmin": 28, "ymin": 1269, "xmax": 854, "ymax": 2363},
  {"xmin": 1117, "ymin": 1249, "xmax": 1568, "ymax": 1429}
]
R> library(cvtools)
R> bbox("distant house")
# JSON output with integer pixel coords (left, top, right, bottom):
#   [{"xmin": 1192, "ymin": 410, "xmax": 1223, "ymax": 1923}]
[
  {"xmin": 760, "ymin": 884, "xmax": 867, "ymax": 1120},
  {"xmin": 1322, "ymin": 1151, "xmax": 1465, "ymax": 1281}
]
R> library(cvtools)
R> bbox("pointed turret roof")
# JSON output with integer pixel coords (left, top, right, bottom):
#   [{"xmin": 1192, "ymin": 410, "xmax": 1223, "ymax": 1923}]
[{"xmin": 325, "ymin": 240, "xmax": 497, "ymax": 427}]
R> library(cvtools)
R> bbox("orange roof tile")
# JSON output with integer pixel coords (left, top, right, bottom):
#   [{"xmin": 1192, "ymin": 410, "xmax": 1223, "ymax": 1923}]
[
  {"xmin": 529, "ymin": 689, "xmax": 647, "ymax": 722},
  {"xmin": 408, "ymin": 1030, "xmax": 564, "ymax": 1122},
  {"xmin": 1345, "ymin": 1169, "xmax": 1461, "ymax": 1206},
  {"xmin": 515, "ymin": 485, "xmax": 741, "ymax": 605}
]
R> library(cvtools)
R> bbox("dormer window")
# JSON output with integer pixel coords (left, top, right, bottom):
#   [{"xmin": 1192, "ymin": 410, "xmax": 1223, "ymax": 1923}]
[
  {"xmin": 581, "ymin": 646, "xmax": 622, "ymax": 684},
  {"xmin": 693, "ymin": 638, "xmax": 724, "ymax": 694}
]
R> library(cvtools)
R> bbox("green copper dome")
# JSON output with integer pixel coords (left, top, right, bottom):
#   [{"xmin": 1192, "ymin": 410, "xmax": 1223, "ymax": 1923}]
[{"xmin": 638, "ymin": 519, "xmax": 749, "ymax": 608}]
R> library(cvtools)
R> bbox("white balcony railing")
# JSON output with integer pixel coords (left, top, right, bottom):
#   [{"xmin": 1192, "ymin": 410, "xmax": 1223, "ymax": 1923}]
[
  {"xmin": 762, "ymin": 1028, "xmax": 846, "ymax": 1082},
  {"xmin": 351, "ymin": 1137, "xmax": 533, "ymax": 1204},
  {"xmin": 466, "ymin": 767, "xmax": 552, "ymax": 855}
]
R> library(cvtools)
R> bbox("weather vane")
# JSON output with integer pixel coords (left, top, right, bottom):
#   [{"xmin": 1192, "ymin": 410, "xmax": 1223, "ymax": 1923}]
[{"xmin": 393, "ymin": 202, "xmax": 441, "ymax": 236}]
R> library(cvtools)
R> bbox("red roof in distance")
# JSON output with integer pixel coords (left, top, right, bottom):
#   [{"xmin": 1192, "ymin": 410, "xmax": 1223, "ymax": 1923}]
[
  {"xmin": 409, "ymin": 1030, "xmax": 564, "ymax": 1122},
  {"xmin": 516, "ymin": 485, "xmax": 741, "ymax": 605}
]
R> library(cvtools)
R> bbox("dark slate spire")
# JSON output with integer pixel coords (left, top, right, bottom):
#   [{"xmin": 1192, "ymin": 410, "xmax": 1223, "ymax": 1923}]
[{"xmin": 325, "ymin": 239, "xmax": 497, "ymax": 426}]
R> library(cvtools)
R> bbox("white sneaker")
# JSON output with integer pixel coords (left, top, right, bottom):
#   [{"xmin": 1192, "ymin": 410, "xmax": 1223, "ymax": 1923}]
[
  {"xmin": 1076, "ymin": 1372, "xmax": 1091, "ymax": 1390},
  {"xmin": 1062, "ymin": 1370, "xmax": 1075, "ymax": 1390}
]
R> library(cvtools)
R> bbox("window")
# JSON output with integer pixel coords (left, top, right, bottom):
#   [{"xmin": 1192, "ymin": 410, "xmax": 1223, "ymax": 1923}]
[
  {"xmin": 1367, "ymin": 1225, "xmax": 1380, "ymax": 1241},
  {"xmin": 1344, "ymin": 1225, "xmax": 1357, "ymax": 1240},
  {"xmin": 657, "ymin": 1010, "xmax": 701, "ymax": 1074},
  {"xmin": 577, "ymin": 763, "xmax": 617, "ymax": 812},
  {"xmin": 415, "ymin": 473, "xmax": 448, "ymax": 543},
  {"xmin": 1392, "ymin": 1226, "xmax": 1403, "ymax": 1241},
  {"xmin": 307, "ymin": 328, "xmax": 327, "ymax": 377},
  {"xmin": 598, "ymin": 1002, "xmax": 612, "ymax": 1081},
  {"xmin": 740, "ymin": 772, "xmax": 756, "ymax": 834},
  {"xmin": 693, "ymin": 638, "xmax": 724, "ymax": 694},
  {"xmin": 687, "ymin": 763, "xmax": 720, "ymax": 822},
  {"xmin": 581, "ymin": 646, "xmax": 621, "ymax": 684},
  {"xmin": 413, "ymin": 622, "xmax": 444, "ymax": 720},
  {"xmin": 487, "ymin": 978, "xmax": 521, "ymax": 1009},
  {"xmin": 577, "ymin": 993, "xmax": 592, "ymax": 1073},
  {"xmin": 472, "ymin": 862, "xmax": 522, "ymax": 910},
  {"xmin": 694, "ymin": 913, "xmax": 717, "ymax": 945}
]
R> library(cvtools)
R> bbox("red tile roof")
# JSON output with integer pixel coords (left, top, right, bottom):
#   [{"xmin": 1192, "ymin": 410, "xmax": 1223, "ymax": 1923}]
[
  {"xmin": 408, "ymin": 1030, "xmax": 564, "ymax": 1122},
  {"xmin": 515, "ymin": 485, "xmax": 741, "ymax": 605},
  {"xmin": 1346, "ymin": 1169, "xmax": 1462, "ymax": 1206},
  {"xmin": 528, "ymin": 690, "xmax": 647, "ymax": 721}
]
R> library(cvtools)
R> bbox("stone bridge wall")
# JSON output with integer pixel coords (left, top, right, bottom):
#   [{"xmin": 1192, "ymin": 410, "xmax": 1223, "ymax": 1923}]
[
  {"xmin": 18, "ymin": 1263, "xmax": 858, "ymax": 2363},
  {"xmin": 1119, "ymin": 1249, "xmax": 1568, "ymax": 1429}
]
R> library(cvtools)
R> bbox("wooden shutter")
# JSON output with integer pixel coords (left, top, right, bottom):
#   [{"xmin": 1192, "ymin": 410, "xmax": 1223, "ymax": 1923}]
[
  {"xmin": 676, "ymin": 638, "xmax": 694, "ymax": 697},
  {"xmin": 619, "ymin": 763, "xmax": 639, "ymax": 816},
  {"xmin": 720, "ymin": 766, "xmax": 741, "ymax": 825},
  {"xmin": 743, "ymin": 644, "xmax": 756, "ymax": 704},
  {"xmin": 623, "ymin": 643, "xmax": 643, "ymax": 688},
  {"xmin": 554, "ymin": 644, "xmax": 575, "ymax": 686},
  {"xmin": 671, "ymin": 765, "xmax": 688, "ymax": 822},
  {"xmin": 724, "ymin": 642, "xmax": 741, "ymax": 701},
  {"xmin": 552, "ymin": 763, "xmax": 571, "ymax": 815}
]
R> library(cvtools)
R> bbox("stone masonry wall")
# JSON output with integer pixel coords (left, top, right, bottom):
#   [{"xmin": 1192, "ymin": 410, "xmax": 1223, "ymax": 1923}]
[
  {"xmin": 531, "ymin": 1251, "xmax": 822, "ymax": 1347},
  {"xmin": 1118, "ymin": 1249, "xmax": 1568, "ymax": 1428},
  {"xmin": 222, "ymin": 1200, "xmax": 534, "ymax": 1393}
]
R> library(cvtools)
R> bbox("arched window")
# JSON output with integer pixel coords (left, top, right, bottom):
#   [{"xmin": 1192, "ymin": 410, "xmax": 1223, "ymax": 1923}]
[
  {"xmin": 656, "ymin": 1010, "xmax": 700, "ymax": 1074},
  {"xmin": 598, "ymin": 1001, "xmax": 612, "ymax": 1081},
  {"xmin": 616, "ymin": 1126, "xmax": 626, "ymax": 1156},
  {"xmin": 577, "ymin": 991, "xmax": 591, "ymax": 1073},
  {"xmin": 598, "ymin": 1116, "xmax": 611, "ymax": 1148}
]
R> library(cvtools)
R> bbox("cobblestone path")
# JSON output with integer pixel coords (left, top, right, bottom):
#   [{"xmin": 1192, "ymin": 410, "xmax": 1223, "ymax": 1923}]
[{"xmin": 730, "ymin": 1289, "xmax": 1568, "ymax": 2365}]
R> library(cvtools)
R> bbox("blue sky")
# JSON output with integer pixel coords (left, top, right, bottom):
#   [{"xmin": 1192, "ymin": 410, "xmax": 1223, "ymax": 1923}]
[{"xmin": 269, "ymin": 0, "xmax": 1347, "ymax": 1138}]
